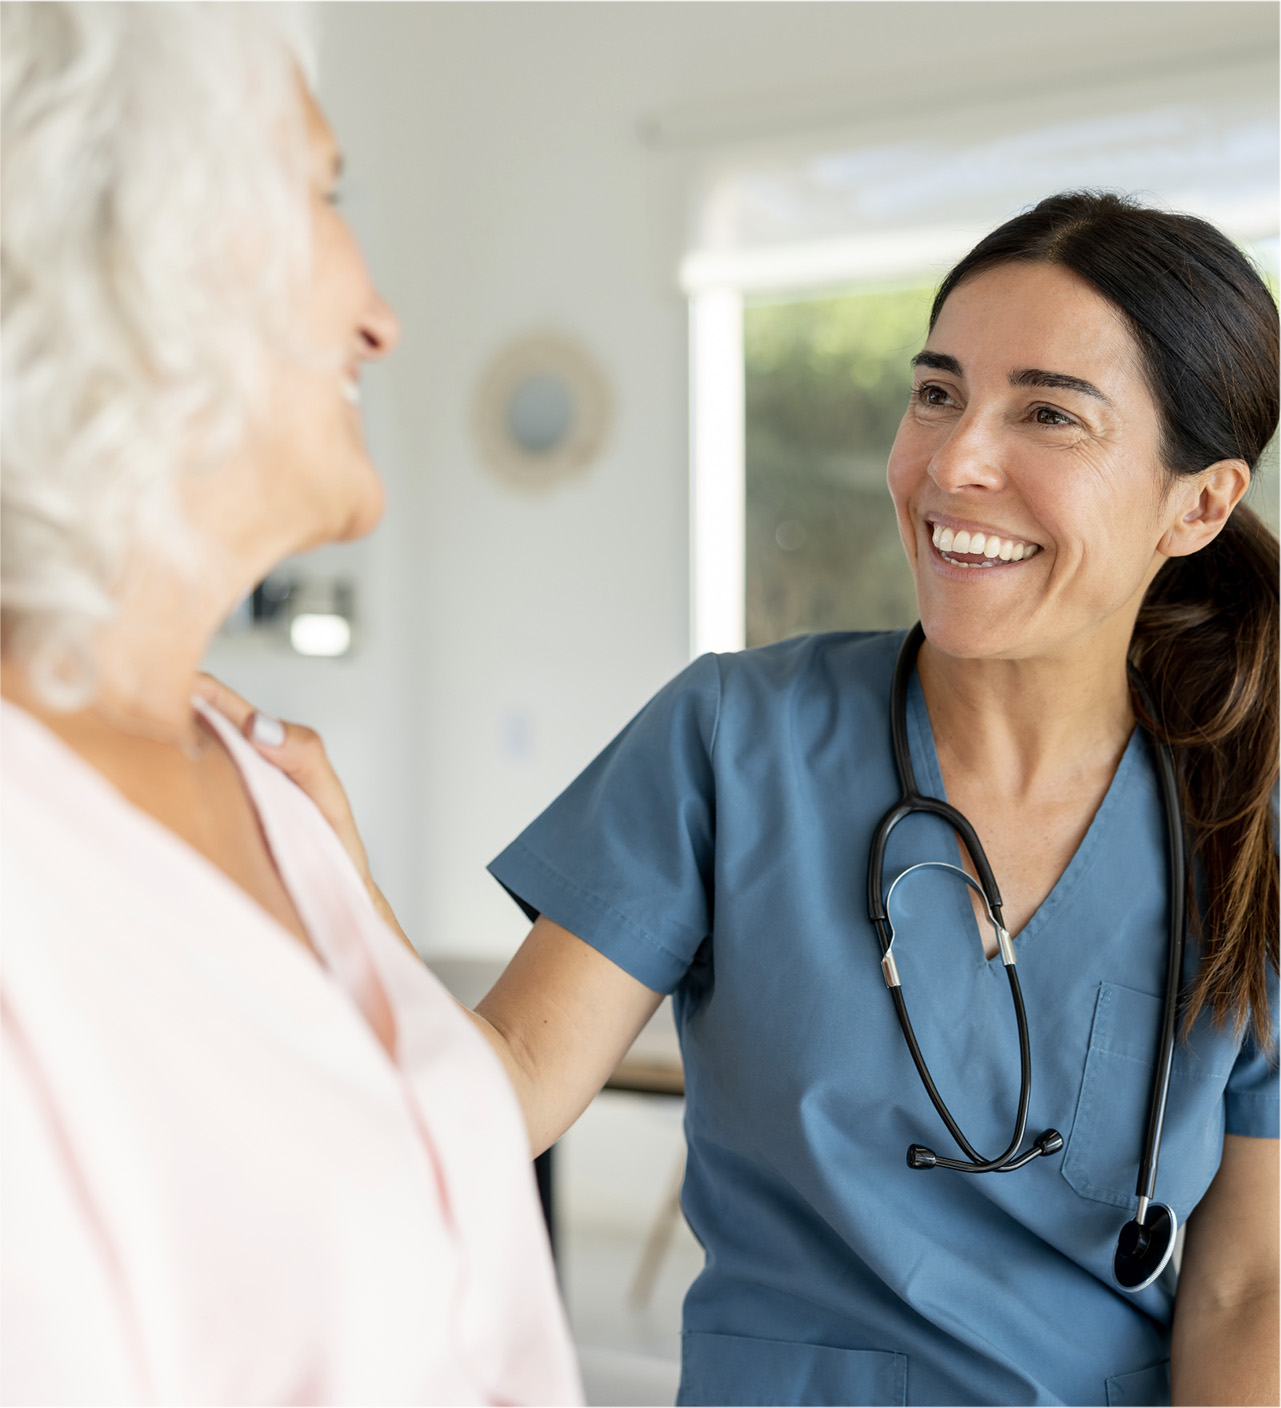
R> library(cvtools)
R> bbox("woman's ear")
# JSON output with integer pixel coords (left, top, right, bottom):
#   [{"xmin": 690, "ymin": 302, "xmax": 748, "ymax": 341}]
[{"xmin": 1158, "ymin": 459, "xmax": 1251, "ymax": 558}]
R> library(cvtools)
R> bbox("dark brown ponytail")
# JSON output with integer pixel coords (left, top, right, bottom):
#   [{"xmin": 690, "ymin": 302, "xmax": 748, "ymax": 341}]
[
  {"xmin": 1131, "ymin": 505, "xmax": 1278, "ymax": 1049},
  {"xmin": 933, "ymin": 192, "xmax": 1279, "ymax": 1050}
]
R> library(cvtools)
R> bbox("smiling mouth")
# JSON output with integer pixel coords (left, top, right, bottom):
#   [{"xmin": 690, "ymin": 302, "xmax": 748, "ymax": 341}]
[{"xmin": 930, "ymin": 521, "xmax": 1043, "ymax": 568}]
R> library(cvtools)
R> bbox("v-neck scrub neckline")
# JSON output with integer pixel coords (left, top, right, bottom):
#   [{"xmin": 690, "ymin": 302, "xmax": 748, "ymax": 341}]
[
  {"xmin": 904, "ymin": 667, "xmax": 1145, "ymax": 966},
  {"xmin": 490, "ymin": 629, "xmax": 1278, "ymax": 1407}
]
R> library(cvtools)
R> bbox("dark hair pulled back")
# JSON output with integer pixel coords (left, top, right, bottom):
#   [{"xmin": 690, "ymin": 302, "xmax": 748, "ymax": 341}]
[{"xmin": 933, "ymin": 191, "xmax": 1279, "ymax": 1050}]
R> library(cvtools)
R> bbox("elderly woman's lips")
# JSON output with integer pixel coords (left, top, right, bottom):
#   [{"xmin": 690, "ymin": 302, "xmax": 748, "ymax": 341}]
[{"xmin": 930, "ymin": 521, "xmax": 1042, "ymax": 565}]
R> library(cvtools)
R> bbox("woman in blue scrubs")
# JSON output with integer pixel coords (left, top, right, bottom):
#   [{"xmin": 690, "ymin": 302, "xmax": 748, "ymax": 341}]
[
  {"xmin": 472, "ymin": 193, "xmax": 1279, "ymax": 1406},
  {"xmin": 236, "ymin": 193, "xmax": 1278, "ymax": 1404}
]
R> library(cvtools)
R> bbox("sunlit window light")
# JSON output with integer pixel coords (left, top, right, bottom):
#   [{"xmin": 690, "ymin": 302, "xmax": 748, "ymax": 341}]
[{"xmin": 689, "ymin": 286, "xmax": 745, "ymax": 657}]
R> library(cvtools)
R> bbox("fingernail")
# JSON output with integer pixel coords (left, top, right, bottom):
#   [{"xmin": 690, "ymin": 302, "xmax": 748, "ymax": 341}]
[{"xmin": 250, "ymin": 712, "xmax": 286, "ymax": 748}]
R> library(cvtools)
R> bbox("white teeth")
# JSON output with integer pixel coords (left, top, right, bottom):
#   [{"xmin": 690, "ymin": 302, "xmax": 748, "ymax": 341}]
[
  {"xmin": 930, "ymin": 521, "xmax": 1042, "ymax": 566},
  {"xmin": 342, "ymin": 378, "xmax": 360, "ymax": 405}
]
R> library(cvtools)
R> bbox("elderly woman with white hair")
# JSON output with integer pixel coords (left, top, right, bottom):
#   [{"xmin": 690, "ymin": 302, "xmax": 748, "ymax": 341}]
[{"xmin": 0, "ymin": 5, "xmax": 580, "ymax": 1403}]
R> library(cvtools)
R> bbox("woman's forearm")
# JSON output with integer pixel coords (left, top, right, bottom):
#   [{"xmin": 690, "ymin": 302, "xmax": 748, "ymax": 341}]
[
  {"xmin": 470, "ymin": 917, "xmax": 665, "ymax": 1158},
  {"xmin": 460, "ymin": 1003, "xmax": 553, "ymax": 1157},
  {"xmin": 1171, "ymin": 1284, "xmax": 1280, "ymax": 1406}
]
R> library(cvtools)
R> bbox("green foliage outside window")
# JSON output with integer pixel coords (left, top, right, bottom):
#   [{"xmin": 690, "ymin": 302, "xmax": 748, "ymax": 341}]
[{"xmin": 744, "ymin": 284, "xmax": 933, "ymax": 648}]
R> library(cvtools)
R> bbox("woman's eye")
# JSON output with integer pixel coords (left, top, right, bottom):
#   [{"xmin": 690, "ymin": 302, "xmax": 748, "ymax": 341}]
[
  {"xmin": 914, "ymin": 383, "xmax": 954, "ymax": 408},
  {"xmin": 1032, "ymin": 405, "xmax": 1074, "ymax": 427}
]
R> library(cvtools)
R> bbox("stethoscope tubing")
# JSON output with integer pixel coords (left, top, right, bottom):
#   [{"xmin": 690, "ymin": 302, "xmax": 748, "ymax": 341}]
[
  {"xmin": 868, "ymin": 624, "xmax": 1185, "ymax": 1221},
  {"xmin": 1128, "ymin": 672, "xmax": 1187, "ymax": 1208}
]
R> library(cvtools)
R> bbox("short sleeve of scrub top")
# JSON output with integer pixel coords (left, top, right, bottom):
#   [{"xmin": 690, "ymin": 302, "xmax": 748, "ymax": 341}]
[
  {"xmin": 1224, "ymin": 984, "xmax": 1281, "ymax": 1138},
  {"xmin": 490, "ymin": 651, "xmax": 720, "ymax": 993},
  {"xmin": 490, "ymin": 631, "xmax": 1279, "ymax": 1408}
]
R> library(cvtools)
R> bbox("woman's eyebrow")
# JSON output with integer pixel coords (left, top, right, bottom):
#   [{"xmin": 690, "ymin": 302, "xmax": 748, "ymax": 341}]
[
  {"xmin": 1011, "ymin": 367, "xmax": 1113, "ymax": 406},
  {"xmin": 912, "ymin": 351, "xmax": 1113, "ymax": 408},
  {"xmin": 911, "ymin": 351, "xmax": 962, "ymax": 375}
]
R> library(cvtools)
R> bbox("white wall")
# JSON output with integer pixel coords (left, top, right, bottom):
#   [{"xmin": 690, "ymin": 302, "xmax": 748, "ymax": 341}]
[{"xmin": 204, "ymin": 1, "xmax": 1279, "ymax": 960}]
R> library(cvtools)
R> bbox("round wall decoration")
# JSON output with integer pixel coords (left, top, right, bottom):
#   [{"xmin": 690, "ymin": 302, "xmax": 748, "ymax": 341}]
[{"xmin": 473, "ymin": 332, "xmax": 612, "ymax": 490}]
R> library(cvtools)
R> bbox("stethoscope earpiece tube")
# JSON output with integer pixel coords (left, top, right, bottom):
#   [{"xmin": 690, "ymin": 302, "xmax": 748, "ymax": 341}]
[{"xmin": 869, "ymin": 625, "xmax": 1052, "ymax": 1176}]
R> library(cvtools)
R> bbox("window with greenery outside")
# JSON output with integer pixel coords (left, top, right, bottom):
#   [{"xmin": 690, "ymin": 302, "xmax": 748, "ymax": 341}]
[{"xmin": 744, "ymin": 284, "xmax": 936, "ymax": 648}]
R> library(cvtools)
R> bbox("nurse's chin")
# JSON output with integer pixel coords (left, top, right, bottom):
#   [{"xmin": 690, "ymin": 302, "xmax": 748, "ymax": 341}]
[{"xmin": 915, "ymin": 608, "xmax": 1037, "ymax": 665}]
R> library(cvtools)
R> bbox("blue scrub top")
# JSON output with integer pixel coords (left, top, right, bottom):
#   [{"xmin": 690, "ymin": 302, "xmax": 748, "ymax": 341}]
[{"xmin": 490, "ymin": 631, "xmax": 1278, "ymax": 1407}]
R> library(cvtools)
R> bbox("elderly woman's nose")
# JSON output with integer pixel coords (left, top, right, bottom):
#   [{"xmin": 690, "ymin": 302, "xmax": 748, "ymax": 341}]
[
  {"xmin": 927, "ymin": 414, "xmax": 1007, "ymax": 494},
  {"xmin": 359, "ymin": 290, "xmax": 400, "ymax": 360}
]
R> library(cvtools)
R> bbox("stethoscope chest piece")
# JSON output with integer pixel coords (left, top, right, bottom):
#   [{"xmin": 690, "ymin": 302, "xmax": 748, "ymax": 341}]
[{"xmin": 1113, "ymin": 1202, "xmax": 1178, "ymax": 1292}]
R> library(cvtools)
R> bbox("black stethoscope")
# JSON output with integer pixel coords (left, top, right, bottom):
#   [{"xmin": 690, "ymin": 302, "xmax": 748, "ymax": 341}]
[{"xmin": 867, "ymin": 624, "xmax": 1186, "ymax": 1293}]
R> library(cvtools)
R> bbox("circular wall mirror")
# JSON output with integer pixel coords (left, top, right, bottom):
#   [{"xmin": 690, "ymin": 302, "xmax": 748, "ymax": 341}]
[
  {"xmin": 474, "ymin": 333, "xmax": 612, "ymax": 490},
  {"xmin": 507, "ymin": 374, "xmax": 575, "ymax": 454}
]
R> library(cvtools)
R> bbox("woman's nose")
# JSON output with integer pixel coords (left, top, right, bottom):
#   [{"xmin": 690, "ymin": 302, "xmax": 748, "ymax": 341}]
[
  {"xmin": 927, "ymin": 412, "xmax": 1007, "ymax": 494},
  {"xmin": 358, "ymin": 290, "xmax": 400, "ymax": 361}
]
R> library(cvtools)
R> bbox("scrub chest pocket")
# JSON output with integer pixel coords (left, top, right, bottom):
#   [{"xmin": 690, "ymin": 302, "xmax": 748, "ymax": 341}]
[{"xmin": 1063, "ymin": 983, "xmax": 1235, "ymax": 1217}]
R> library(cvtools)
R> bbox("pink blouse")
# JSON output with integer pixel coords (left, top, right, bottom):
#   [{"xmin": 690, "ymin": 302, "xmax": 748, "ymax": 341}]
[{"xmin": 0, "ymin": 699, "xmax": 581, "ymax": 1406}]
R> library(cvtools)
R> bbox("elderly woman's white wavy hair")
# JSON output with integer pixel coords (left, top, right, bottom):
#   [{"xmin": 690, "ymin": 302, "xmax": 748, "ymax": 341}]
[{"xmin": 1, "ymin": 1, "xmax": 317, "ymax": 707}]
